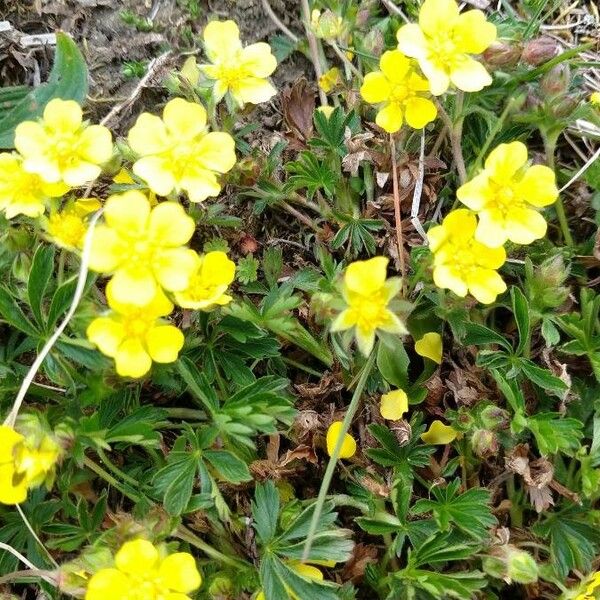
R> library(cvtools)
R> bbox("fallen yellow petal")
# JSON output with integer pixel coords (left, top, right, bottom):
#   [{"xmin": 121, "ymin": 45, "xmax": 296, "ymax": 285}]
[
  {"xmin": 415, "ymin": 332, "xmax": 443, "ymax": 364},
  {"xmin": 421, "ymin": 420, "xmax": 457, "ymax": 445},
  {"xmin": 326, "ymin": 421, "xmax": 357, "ymax": 459},
  {"xmin": 380, "ymin": 389, "xmax": 409, "ymax": 421}
]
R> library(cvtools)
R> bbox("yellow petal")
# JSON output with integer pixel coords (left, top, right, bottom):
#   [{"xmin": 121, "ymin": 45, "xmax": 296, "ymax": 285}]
[
  {"xmin": 421, "ymin": 420, "xmax": 457, "ymax": 444},
  {"xmin": 104, "ymin": 191, "xmax": 150, "ymax": 235},
  {"xmin": 195, "ymin": 132, "xmax": 237, "ymax": 173},
  {"xmin": 235, "ymin": 77, "xmax": 278, "ymax": 105},
  {"xmin": 158, "ymin": 553, "xmax": 202, "ymax": 593},
  {"xmin": 163, "ymin": 98, "xmax": 207, "ymax": 139},
  {"xmin": 504, "ymin": 207, "xmax": 548, "ymax": 245},
  {"xmin": 148, "ymin": 202, "xmax": 195, "ymax": 247},
  {"xmin": 180, "ymin": 56, "xmax": 200, "ymax": 86},
  {"xmin": 427, "ymin": 223, "xmax": 448, "ymax": 253},
  {"xmin": 355, "ymin": 325, "xmax": 376, "ymax": 356},
  {"xmin": 115, "ymin": 539, "xmax": 159, "ymax": 575},
  {"xmin": 89, "ymin": 225, "xmax": 127, "ymax": 272},
  {"xmin": 380, "ymin": 389, "xmax": 409, "ymax": 420},
  {"xmin": 203, "ymin": 20, "xmax": 242, "ymax": 61},
  {"xmin": 326, "ymin": 421, "xmax": 357, "ymax": 459},
  {"xmin": 330, "ymin": 308, "xmax": 356, "ymax": 332},
  {"xmin": 516, "ymin": 165, "xmax": 558, "ymax": 207},
  {"xmin": 360, "ymin": 72, "xmax": 391, "ymax": 104},
  {"xmin": 153, "ymin": 248, "xmax": 198, "ymax": 292},
  {"xmin": 376, "ymin": 102, "xmax": 403, "ymax": 133},
  {"xmin": 449, "ymin": 55, "xmax": 493, "ymax": 92},
  {"xmin": 87, "ymin": 317, "xmax": 125, "ymax": 357},
  {"xmin": 396, "ymin": 23, "xmax": 428, "ymax": 60},
  {"xmin": 433, "ymin": 265, "xmax": 469, "ymax": 297},
  {"xmin": 484, "ymin": 141, "xmax": 528, "ymax": 179},
  {"xmin": 181, "ymin": 168, "xmax": 222, "ymax": 203},
  {"xmin": 62, "ymin": 161, "xmax": 102, "ymax": 187},
  {"xmin": 43, "ymin": 98, "xmax": 82, "ymax": 132},
  {"xmin": 344, "ymin": 256, "xmax": 388, "ymax": 295},
  {"xmin": 473, "ymin": 238, "xmax": 506, "ymax": 269},
  {"xmin": 453, "ymin": 10, "xmax": 496, "ymax": 54},
  {"xmin": 418, "ymin": 59, "xmax": 450, "ymax": 96},
  {"xmin": 441, "ymin": 208, "xmax": 478, "ymax": 239},
  {"xmin": 0, "ymin": 463, "xmax": 28, "ymax": 504},
  {"xmin": 456, "ymin": 173, "xmax": 491, "ymax": 211},
  {"xmin": 110, "ymin": 266, "xmax": 157, "ymax": 307},
  {"xmin": 133, "ymin": 156, "xmax": 177, "ymax": 197},
  {"xmin": 127, "ymin": 113, "xmax": 170, "ymax": 155},
  {"xmin": 379, "ymin": 50, "xmax": 411, "ymax": 83},
  {"xmin": 473, "ymin": 209, "xmax": 508, "ymax": 248},
  {"xmin": 415, "ymin": 332, "xmax": 443, "ymax": 364},
  {"xmin": 466, "ymin": 268, "xmax": 507, "ymax": 304},
  {"xmin": 78, "ymin": 125, "xmax": 113, "ymax": 165},
  {"xmin": 115, "ymin": 339, "xmax": 152, "ymax": 376},
  {"xmin": 146, "ymin": 325, "xmax": 184, "ymax": 363},
  {"xmin": 292, "ymin": 563, "xmax": 324, "ymax": 580},
  {"xmin": 241, "ymin": 42, "xmax": 278, "ymax": 78},
  {"xmin": 419, "ymin": 0, "xmax": 460, "ymax": 37},
  {"xmin": 14, "ymin": 121, "xmax": 47, "ymax": 159},
  {"xmin": 0, "ymin": 425, "xmax": 24, "ymax": 462},
  {"xmin": 85, "ymin": 569, "xmax": 130, "ymax": 600},
  {"xmin": 404, "ymin": 96, "xmax": 437, "ymax": 129}
]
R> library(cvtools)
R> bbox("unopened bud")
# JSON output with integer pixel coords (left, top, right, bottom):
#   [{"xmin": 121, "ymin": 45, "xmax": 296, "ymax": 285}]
[
  {"xmin": 480, "ymin": 405, "xmax": 510, "ymax": 430},
  {"xmin": 471, "ymin": 429, "xmax": 499, "ymax": 458},
  {"xmin": 483, "ymin": 545, "xmax": 539, "ymax": 584},
  {"xmin": 209, "ymin": 575, "xmax": 233, "ymax": 598},
  {"xmin": 312, "ymin": 9, "xmax": 344, "ymax": 40},
  {"xmin": 483, "ymin": 41, "xmax": 522, "ymax": 67},
  {"xmin": 522, "ymin": 37, "xmax": 559, "ymax": 66},
  {"xmin": 363, "ymin": 29, "xmax": 384, "ymax": 56},
  {"xmin": 551, "ymin": 94, "xmax": 579, "ymax": 118},
  {"xmin": 540, "ymin": 64, "xmax": 570, "ymax": 97}
]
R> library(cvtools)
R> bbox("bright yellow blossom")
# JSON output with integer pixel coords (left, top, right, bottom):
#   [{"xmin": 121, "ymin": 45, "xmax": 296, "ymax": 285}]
[
  {"xmin": 421, "ymin": 420, "xmax": 458, "ymax": 444},
  {"xmin": 0, "ymin": 153, "xmax": 68, "ymax": 218},
  {"xmin": 89, "ymin": 191, "xmax": 197, "ymax": 307},
  {"xmin": 46, "ymin": 199, "xmax": 102, "ymax": 249},
  {"xmin": 415, "ymin": 332, "xmax": 443, "ymax": 364},
  {"xmin": 87, "ymin": 279, "xmax": 184, "ymax": 378},
  {"xmin": 85, "ymin": 539, "xmax": 201, "ymax": 600},
  {"xmin": 380, "ymin": 389, "xmax": 409, "ymax": 421},
  {"xmin": 360, "ymin": 50, "xmax": 437, "ymax": 132},
  {"xmin": 128, "ymin": 98, "xmax": 236, "ymax": 203},
  {"xmin": 0, "ymin": 424, "xmax": 60, "ymax": 505},
  {"xmin": 200, "ymin": 20, "xmax": 277, "ymax": 106},
  {"xmin": 15, "ymin": 98, "xmax": 112, "ymax": 186},
  {"xmin": 319, "ymin": 67, "xmax": 341, "ymax": 93},
  {"xmin": 396, "ymin": 0, "xmax": 496, "ymax": 95},
  {"xmin": 331, "ymin": 256, "xmax": 407, "ymax": 356},
  {"xmin": 457, "ymin": 142, "xmax": 559, "ymax": 248},
  {"xmin": 326, "ymin": 421, "xmax": 357, "ymax": 459},
  {"xmin": 590, "ymin": 92, "xmax": 600, "ymax": 108},
  {"xmin": 174, "ymin": 251, "xmax": 235, "ymax": 310},
  {"xmin": 428, "ymin": 209, "xmax": 507, "ymax": 304}
]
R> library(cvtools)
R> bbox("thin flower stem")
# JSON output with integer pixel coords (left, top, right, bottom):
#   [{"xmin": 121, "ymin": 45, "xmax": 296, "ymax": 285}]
[
  {"xmin": 16, "ymin": 505, "xmax": 59, "ymax": 568},
  {"xmin": 390, "ymin": 135, "xmax": 407, "ymax": 289},
  {"xmin": 329, "ymin": 41, "xmax": 362, "ymax": 80},
  {"xmin": 301, "ymin": 351, "xmax": 377, "ymax": 561},
  {"xmin": 261, "ymin": 0, "xmax": 299, "ymax": 42},
  {"xmin": 300, "ymin": 0, "xmax": 328, "ymax": 106},
  {"xmin": 0, "ymin": 568, "xmax": 56, "ymax": 586},
  {"xmin": 435, "ymin": 98, "xmax": 467, "ymax": 184},
  {"xmin": 279, "ymin": 200, "xmax": 320, "ymax": 232},
  {"xmin": 83, "ymin": 456, "xmax": 142, "ymax": 503},
  {"xmin": 97, "ymin": 448, "xmax": 142, "ymax": 488}
]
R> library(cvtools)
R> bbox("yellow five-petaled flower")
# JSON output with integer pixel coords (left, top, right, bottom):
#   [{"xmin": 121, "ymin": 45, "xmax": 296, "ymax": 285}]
[
  {"xmin": 396, "ymin": 0, "xmax": 496, "ymax": 95},
  {"xmin": 331, "ymin": 256, "xmax": 407, "ymax": 356},
  {"xmin": 128, "ymin": 98, "xmax": 236, "ymax": 203},
  {"xmin": 457, "ymin": 141, "xmax": 559, "ymax": 248},
  {"xmin": 200, "ymin": 20, "xmax": 277, "ymax": 106},
  {"xmin": 360, "ymin": 49, "xmax": 437, "ymax": 133},
  {"xmin": 85, "ymin": 539, "xmax": 202, "ymax": 600}
]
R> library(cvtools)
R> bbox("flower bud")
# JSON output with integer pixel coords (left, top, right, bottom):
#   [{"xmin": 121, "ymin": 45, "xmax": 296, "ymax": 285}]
[
  {"xmin": 363, "ymin": 29, "xmax": 384, "ymax": 56},
  {"xmin": 480, "ymin": 405, "xmax": 510, "ymax": 430},
  {"xmin": 312, "ymin": 9, "xmax": 344, "ymax": 40},
  {"xmin": 471, "ymin": 429, "xmax": 499, "ymax": 458},
  {"xmin": 483, "ymin": 545, "xmax": 539, "ymax": 584},
  {"xmin": 521, "ymin": 37, "xmax": 559, "ymax": 66},
  {"xmin": 483, "ymin": 41, "xmax": 522, "ymax": 67},
  {"xmin": 526, "ymin": 255, "xmax": 570, "ymax": 310},
  {"xmin": 208, "ymin": 575, "xmax": 233, "ymax": 598},
  {"xmin": 540, "ymin": 64, "xmax": 570, "ymax": 97}
]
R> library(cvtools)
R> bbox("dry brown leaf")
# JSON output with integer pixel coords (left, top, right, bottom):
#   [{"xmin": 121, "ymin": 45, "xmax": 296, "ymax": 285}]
[{"xmin": 282, "ymin": 78, "xmax": 315, "ymax": 149}]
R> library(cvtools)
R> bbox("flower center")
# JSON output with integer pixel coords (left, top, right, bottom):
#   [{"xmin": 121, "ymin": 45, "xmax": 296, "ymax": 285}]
[
  {"xmin": 123, "ymin": 314, "xmax": 153, "ymax": 339},
  {"xmin": 390, "ymin": 83, "xmax": 410, "ymax": 103},
  {"xmin": 349, "ymin": 291, "xmax": 390, "ymax": 330},
  {"xmin": 487, "ymin": 181, "xmax": 525, "ymax": 217}
]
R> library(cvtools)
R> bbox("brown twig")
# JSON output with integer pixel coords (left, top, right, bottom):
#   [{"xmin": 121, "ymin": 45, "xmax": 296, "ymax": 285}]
[
  {"xmin": 435, "ymin": 97, "xmax": 467, "ymax": 184},
  {"xmin": 300, "ymin": 0, "xmax": 328, "ymax": 106},
  {"xmin": 280, "ymin": 200, "xmax": 321, "ymax": 232},
  {"xmin": 389, "ymin": 134, "xmax": 406, "ymax": 287},
  {"xmin": 261, "ymin": 0, "xmax": 299, "ymax": 42}
]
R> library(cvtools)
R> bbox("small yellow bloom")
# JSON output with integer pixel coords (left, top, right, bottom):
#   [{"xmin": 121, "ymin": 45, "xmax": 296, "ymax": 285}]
[
  {"xmin": 47, "ymin": 199, "xmax": 102, "ymax": 249},
  {"xmin": 0, "ymin": 152, "xmax": 68, "ymax": 218},
  {"xmin": 89, "ymin": 191, "xmax": 197, "ymax": 307},
  {"xmin": 360, "ymin": 50, "xmax": 437, "ymax": 132},
  {"xmin": 128, "ymin": 98, "xmax": 236, "ymax": 203},
  {"xmin": 397, "ymin": 0, "xmax": 496, "ymax": 95},
  {"xmin": 428, "ymin": 209, "xmax": 507, "ymax": 304},
  {"xmin": 87, "ymin": 280, "xmax": 184, "ymax": 378},
  {"xmin": 457, "ymin": 141, "xmax": 559, "ymax": 248},
  {"xmin": 326, "ymin": 421, "xmax": 357, "ymax": 459},
  {"xmin": 421, "ymin": 420, "xmax": 458, "ymax": 444},
  {"xmin": 0, "ymin": 424, "xmax": 60, "ymax": 505},
  {"xmin": 319, "ymin": 67, "xmax": 342, "ymax": 93},
  {"xmin": 85, "ymin": 539, "xmax": 201, "ymax": 600},
  {"xmin": 380, "ymin": 389, "xmax": 409, "ymax": 421},
  {"xmin": 200, "ymin": 20, "xmax": 277, "ymax": 106},
  {"xmin": 590, "ymin": 91, "xmax": 600, "ymax": 108},
  {"xmin": 15, "ymin": 98, "xmax": 113, "ymax": 187},
  {"xmin": 174, "ymin": 251, "xmax": 235, "ymax": 310},
  {"xmin": 415, "ymin": 332, "xmax": 443, "ymax": 364},
  {"xmin": 331, "ymin": 256, "xmax": 407, "ymax": 356}
]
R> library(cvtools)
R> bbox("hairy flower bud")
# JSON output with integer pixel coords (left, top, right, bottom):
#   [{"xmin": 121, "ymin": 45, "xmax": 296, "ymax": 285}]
[
  {"xmin": 471, "ymin": 429, "xmax": 499, "ymax": 458},
  {"xmin": 209, "ymin": 575, "xmax": 233, "ymax": 598},
  {"xmin": 483, "ymin": 545, "xmax": 539, "ymax": 584},
  {"xmin": 480, "ymin": 405, "xmax": 510, "ymax": 430},
  {"xmin": 521, "ymin": 37, "xmax": 559, "ymax": 66},
  {"xmin": 540, "ymin": 64, "xmax": 570, "ymax": 97},
  {"xmin": 483, "ymin": 41, "xmax": 522, "ymax": 67}
]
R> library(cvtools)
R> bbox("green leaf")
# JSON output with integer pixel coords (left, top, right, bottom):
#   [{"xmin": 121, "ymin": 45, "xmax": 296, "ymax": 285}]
[
  {"xmin": 511, "ymin": 286, "xmax": 531, "ymax": 356},
  {"xmin": 541, "ymin": 318, "xmax": 560, "ymax": 346},
  {"xmin": 519, "ymin": 358, "xmax": 568, "ymax": 396},
  {"xmin": 203, "ymin": 449, "xmax": 252, "ymax": 484},
  {"xmin": 463, "ymin": 322, "xmax": 512, "ymax": 352},
  {"xmin": 28, "ymin": 244, "xmax": 55, "ymax": 328},
  {"xmin": 154, "ymin": 453, "xmax": 197, "ymax": 516},
  {"xmin": 177, "ymin": 357, "xmax": 219, "ymax": 413},
  {"xmin": 0, "ymin": 285, "xmax": 39, "ymax": 336},
  {"xmin": 47, "ymin": 273, "xmax": 95, "ymax": 330},
  {"xmin": 527, "ymin": 412, "xmax": 583, "ymax": 455},
  {"xmin": 377, "ymin": 340, "xmax": 410, "ymax": 389},
  {"xmin": 0, "ymin": 33, "xmax": 88, "ymax": 148},
  {"xmin": 252, "ymin": 481, "xmax": 280, "ymax": 545}
]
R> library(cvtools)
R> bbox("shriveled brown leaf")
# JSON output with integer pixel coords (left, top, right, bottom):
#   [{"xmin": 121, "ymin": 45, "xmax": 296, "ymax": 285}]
[
  {"xmin": 282, "ymin": 78, "xmax": 315, "ymax": 149},
  {"xmin": 294, "ymin": 372, "xmax": 344, "ymax": 401},
  {"xmin": 341, "ymin": 544, "xmax": 379, "ymax": 583}
]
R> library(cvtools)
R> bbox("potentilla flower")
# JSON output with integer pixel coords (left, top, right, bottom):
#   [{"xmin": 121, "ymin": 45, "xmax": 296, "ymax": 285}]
[
  {"xmin": 457, "ymin": 141, "xmax": 559, "ymax": 248},
  {"xmin": 360, "ymin": 49, "xmax": 437, "ymax": 132},
  {"xmin": 331, "ymin": 256, "xmax": 407, "ymax": 356},
  {"xmin": 421, "ymin": 420, "xmax": 458, "ymax": 444},
  {"xmin": 0, "ymin": 424, "xmax": 60, "ymax": 505},
  {"xmin": 396, "ymin": 0, "xmax": 496, "ymax": 95},
  {"xmin": 87, "ymin": 280, "xmax": 185, "ymax": 378},
  {"xmin": 128, "ymin": 98, "xmax": 236, "ymax": 203},
  {"xmin": 46, "ymin": 199, "xmax": 102, "ymax": 249},
  {"xmin": 428, "ymin": 209, "xmax": 507, "ymax": 304},
  {"xmin": 200, "ymin": 20, "xmax": 277, "ymax": 106},
  {"xmin": 14, "ymin": 98, "xmax": 113, "ymax": 187},
  {"xmin": 89, "ymin": 191, "xmax": 197, "ymax": 306},
  {"xmin": 326, "ymin": 421, "xmax": 357, "ymax": 459},
  {"xmin": 174, "ymin": 251, "xmax": 235, "ymax": 310},
  {"xmin": 85, "ymin": 539, "xmax": 202, "ymax": 600}
]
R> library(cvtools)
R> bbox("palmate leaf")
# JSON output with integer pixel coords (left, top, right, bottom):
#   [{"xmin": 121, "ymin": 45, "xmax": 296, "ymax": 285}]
[
  {"xmin": 286, "ymin": 151, "xmax": 337, "ymax": 199},
  {"xmin": 527, "ymin": 412, "xmax": 583, "ymax": 455},
  {"xmin": 390, "ymin": 568, "xmax": 487, "ymax": 599}
]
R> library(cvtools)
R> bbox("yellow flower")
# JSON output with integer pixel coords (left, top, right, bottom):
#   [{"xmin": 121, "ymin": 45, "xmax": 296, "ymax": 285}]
[
  {"xmin": 360, "ymin": 50, "xmax": 437, "ymax": 132},
  {"xmin": 174, "ymin": 251, "xmax": 235, "ymax": 310},
  {"xmin": 396, "ymin": 0, "xmax": 496, "ymax": 95},
  {"xmin": 331, "ymin": 256, "xmax": 407, "ymax": 356},
  {"xmin": 457, "ymin": 141, "xmax": 559, "ymax": 248},
  {"xmin": 128, "ymin": 98, "xmax": 236, "ymax": 203},
  {"xmin": 326, "ymin": 421, "xmax": 357, "ymax": 459},
  {"xmin": 415, "ymin": 332, "xmax": 442, "ymax": 364},
  {"xmin": 0, "ymin": 424, "xmax": 60, "ymax": 505},
  {"xmin": 319, "ymin": 67, "xmax": 341, "ymax": 93},
  {"xmin": 89, "ymin": 191, "xmax": 197, "ymax": 307},
  {"xmin": 47, "ymin": 199, "xmax": 102, "ymax": 249},
  {"xmin": 200, "ymin": 20, "xmax": 277, "ymax": 106},
  {"xmin": 85, "ymin": 539, "xmax": 201, "ymax": 600},
  {"xmin": 421, "ymin": 420, "xmax": 458, "ymax": 444},
  {"xmin": 590, "ymin": 91, "xmax": 600, "ymax": 108},
  {"xmin": 0, "ymin": 152, "xmax": 68, "ymax": 218},
  {"xmin": 428, "ymin": 209, "xmax": 507, "ymax": 304},
  {"xmin": 380, "ymin": 389, "xmax": 409, "ymax": 421},
  {"xmin": 87, "ymin": 280, "xmax": 184, "ymax": 378},
  {"xmin": 15, "ymin": 98, "xmax": 113, "ymax": 186}
]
